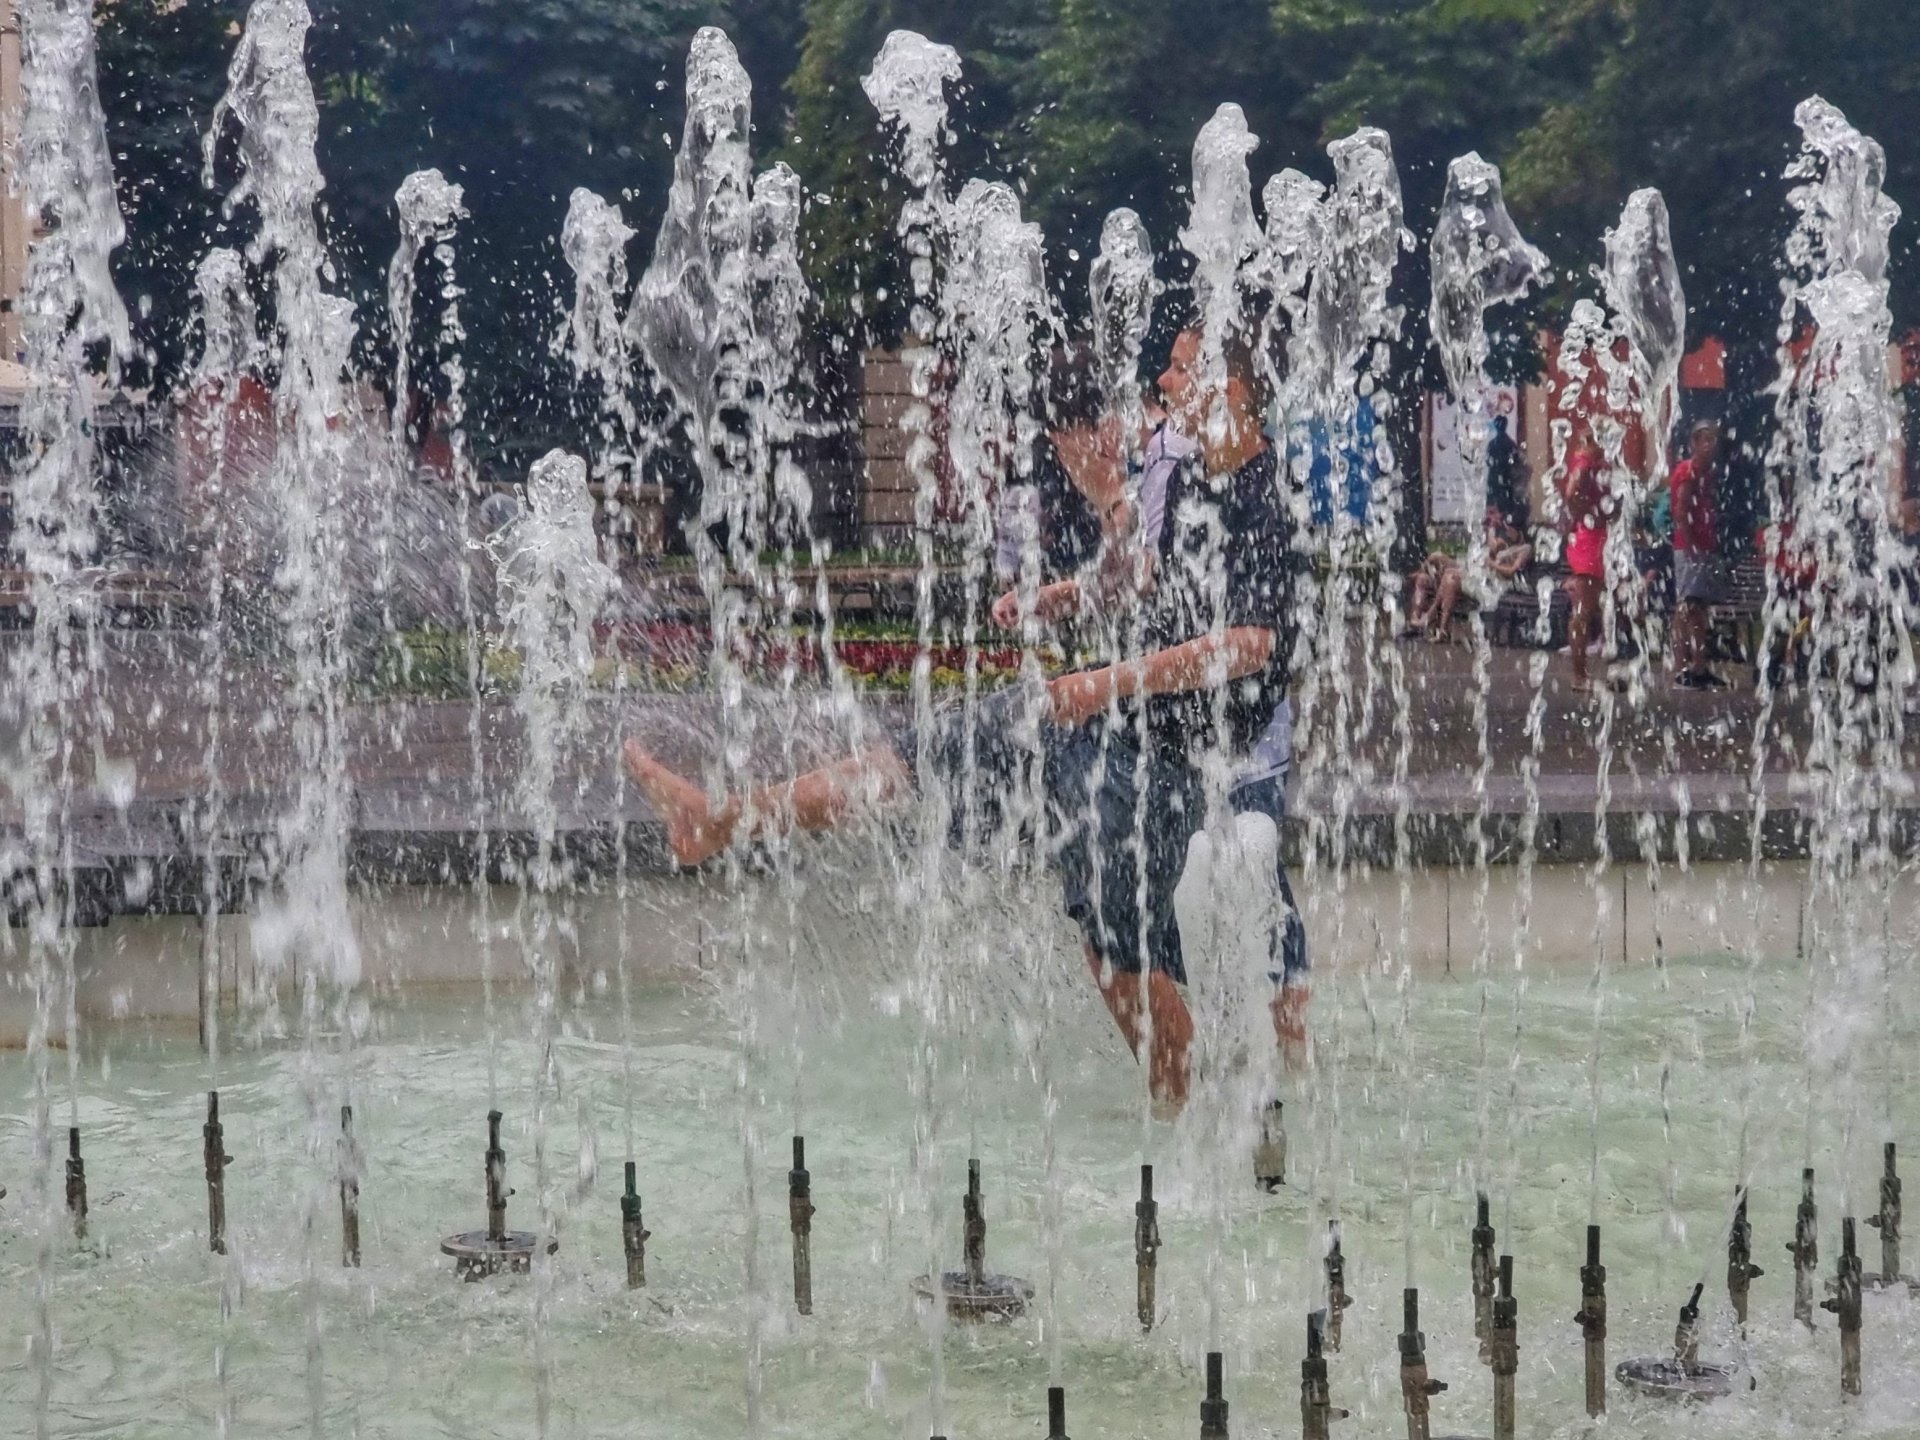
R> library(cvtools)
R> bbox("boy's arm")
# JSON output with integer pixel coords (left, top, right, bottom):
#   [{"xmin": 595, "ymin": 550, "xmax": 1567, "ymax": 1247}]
[{"xmin": 1045, "ymin": 627, "xmax": 1276, "ymax": 727}]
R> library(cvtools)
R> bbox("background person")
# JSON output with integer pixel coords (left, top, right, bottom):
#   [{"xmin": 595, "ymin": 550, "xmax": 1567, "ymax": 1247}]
[{"xmin": 1670, "ymin": 419, "xmax": 1731, "ymax": 689}]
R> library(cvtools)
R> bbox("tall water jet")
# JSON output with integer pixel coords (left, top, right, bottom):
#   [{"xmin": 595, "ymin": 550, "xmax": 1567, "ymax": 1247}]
[
  {"xmin": 1090, "ymin": 208, "xmax": 1156, "ymax": 444},
  {"xmin": 6, "ymin": 0, "xmax": 130, "ymax": 1432},
  {"xmin": 203, "ymin": 5, "xmax": 364, "ymax": 1427},
  {"xmin": 1766, "ymin": 97, "xmax": 1905, "ymax": 1245},
  {"xmin": 863, "ymin": 30, "xmax": 964, "ymax": 1436}
]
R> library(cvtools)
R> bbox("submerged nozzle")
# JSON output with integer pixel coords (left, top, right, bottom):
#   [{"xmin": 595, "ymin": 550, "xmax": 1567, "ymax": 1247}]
[
  {"xmin": 65, "ymin": 1125, "xmax": 87, "ymax": 1241},
  {"xmin": 1047, "ymin": 1384, "xmax": 1069, "ymax": 1440},
  {"xmin": 1867, "ymin": 1142, "xmax": 1901, "ymax": 1282},
  {"xmin": 1254, "ymin": 1098, "xmax": 1287, "ymax": 1190},
  {"xmin": 1399, "ymin": 1287, "xmax": 1446, "ymax": 1440},
  {"xmin": 1135, "ymin": 1164, "xmax": 1160, "ymax": 1331},
  {"xmin": 1673, "ymin": 1282, "xmax": 1704, "ymax": 1367},
  {"xmin": 963, "ymin": 1157, "xmax": 986, "ymax": 1287},
  {"xmin": 339, "ymin": 1104, "xmax": 361, "ymax": 1268},
  {"xmin": 1821, "ymin": 1217, "xmax": 1863, "ymax": 1396},
  {"xmin": 789, "ymin": 1135, "xmax": 814, "ymax": 1315},
  {"xmin": 1324, "ymin": 1221, "xmax": 1352, "ymax": 1351},
  {"xmin": 1790, "ymin": 1166, "xmax": 1818, "ymax": 1329},
  {"xmin": 1577, "ymin": 1223, "xmax": 1606, "ymax": 1417},
  {"xmin": 486, "ymin": 1109, "xmax": 509, "ymax": 1244},
  {"xmin": 1490, "ymin": 1255, "xmax": 1518, "ymax": 1440},
  {"xmin": 622, "ymin": 1160, "xmax": 650, "ymax": 1289},
  {"xmin": 1301, "ymin": 1309, "xmax": 1348, "ymax": 1440},
  {"xmin": 1728, "ymin": 1188, "xmax": 1761, "ymax": 1325},
  {"xmin": 1201, "ymin": 1350, "xmax": 1229, "ymax": 1439},
  {"xmin": 204, "ymin": 1091, "xmax": 230, "ymax": 1255},
  {"xmin": 1471, "ymin": 1191, "xmax": 1495, "ymax": 1356}
]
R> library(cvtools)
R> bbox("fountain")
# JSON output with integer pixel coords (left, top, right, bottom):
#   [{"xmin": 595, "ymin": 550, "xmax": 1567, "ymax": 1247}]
[{"xmin": 1, "ymin": 6, "xmax": 1919, "ymax": 1439}]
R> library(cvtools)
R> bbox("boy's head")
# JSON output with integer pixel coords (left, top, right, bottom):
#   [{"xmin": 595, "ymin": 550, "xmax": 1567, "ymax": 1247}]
[{"xmin": 1157, "ymin": 326, "xmax": 1272, "ymax": 457}]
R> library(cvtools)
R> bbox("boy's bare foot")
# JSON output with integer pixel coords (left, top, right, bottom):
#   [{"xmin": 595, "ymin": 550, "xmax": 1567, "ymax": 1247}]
[{"xmin": 621, "ymin": 740, "xmax": 738, "ymax": 867}]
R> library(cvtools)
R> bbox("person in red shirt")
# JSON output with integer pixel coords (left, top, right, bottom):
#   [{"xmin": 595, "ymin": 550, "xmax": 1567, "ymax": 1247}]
[
  {"xmin": 1560, "ymin": 430, "xmax": 1610, "ymax": 692},
  {"xmin": 1669, "ymin": 420, "xmax": 1729, "ymax": 689}
]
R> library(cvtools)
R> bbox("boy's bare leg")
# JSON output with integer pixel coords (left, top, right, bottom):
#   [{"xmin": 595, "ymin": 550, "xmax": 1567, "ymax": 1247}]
[
  {"xmin": 1084, "ymin": 943, "xmax": 1192, "ymax": 1110},
  {"xmin": 1270, "ymin": 983, "xmax": 1310, "ymax": 1072},
  {"xmin": 622, "ymin": 740, "xmax": 911, "ymax": 867}
]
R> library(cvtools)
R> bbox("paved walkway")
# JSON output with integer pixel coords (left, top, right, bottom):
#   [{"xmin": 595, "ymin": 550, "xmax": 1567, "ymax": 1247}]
[{"xmin": 0, "ymin": 629, "xmax": 1912, "ymax": 919}]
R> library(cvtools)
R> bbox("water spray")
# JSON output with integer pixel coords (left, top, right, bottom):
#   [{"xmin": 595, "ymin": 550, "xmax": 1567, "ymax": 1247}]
[
  {"xmin": 1135, "ymin": 1164, "xmax": 1160, "ymax": 1330},
  {"xmin": 1575, "ymin": 1224, "xmax": 1605, "ymax": 1417},
  {"xmin": 789, "ymin": 1136, "xmax": 814, "ymax": 1314},
  {"xmin": 204, "ymin": 1092, "xmax": 230, "ymax": 1255}
]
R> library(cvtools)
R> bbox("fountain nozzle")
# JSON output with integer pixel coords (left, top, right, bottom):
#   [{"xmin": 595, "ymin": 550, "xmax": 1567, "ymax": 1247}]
[
  {"xmin": 622, "ymin": 1160, "xmax": 650, "ymax": 1289},
  {"xmin": 963, "ymin": 1157, "xmax": 986, "ymax": 1288},
  {"xmin": 1470, "ymin": 1192, "xmax": 1495, "ymax": 1357},
  {"xmin": 204, "ymin": 1092, "xmax": 231, "ymax": 1255},
  {"xmin": 65, "ymin": 1125, "xmax": 87, "ymax": 1242},
  {"xmin": 1201, "ymin": 1350, "xmax": 1229, "ymax": 1439},
  {"xmin": 1576, "ymin": 1223, "xmax": 1606, "ymax": 1417},
  {"xmin": 486, "ymin": 1108, "xmax": 509, "ymax": 1245},
  {"xmin": 339, "ymin": 1104, "xmax": 361, "ymax": 1268},
  {"xmin": 1047, "ymin": 1384, "xmax": 1069, "ymax": 1440},
  {"xmin": 1255, "ymin": 1098, "xmax": 1287, "ymax": 1191},
  {"xmin": 1820, "ymin": 1217, "xmax": 1863, "ymax": 1396},
  {"xmin": 1135, "ymin": 1164, "xmax": 1160, "ymax": 1331},
  {"xmin": 1324, "ymin": 1221, "xmax": 1353, "ymax": 1351},
  {"xmin": 1789, "ymin": 1166, "xmax": 1818, "ymax": 1329},
  {"xmin": 1490, "ymin": 1255, "xmax": 1518, "ymax": 1440},
  {"xmin": 1301, "ymin": 1310, "xmax": 1348, "ymax": 1440},
  {"xmin": 1398, "ymin": 1287, "xmax": 1447, "ymax": 1440},
  {"xmin": 1866, "ymin": 1142, "xmax": 1905, "ymax": 1287},
  {"xmin": 1728, "ymin": 1189, "xmax": 1761, "ymax": 1325},
  {"xmin": 789, "ymin": 1135, "xmax": 814, "ymax": 1314}
]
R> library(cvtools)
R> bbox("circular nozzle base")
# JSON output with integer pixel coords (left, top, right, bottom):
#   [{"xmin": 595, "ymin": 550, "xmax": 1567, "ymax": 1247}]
[
  {"xmin": 440, "ymin": 1230, "xmax": 556, "ymax": 1280},
  {"xmin": 1615, "ymin": 1356, "xmax": 1738, "ymax": 1401},
  {"xmin": 910, "ymin": 1270, "xmax": 1034, "ymax": 1321}
]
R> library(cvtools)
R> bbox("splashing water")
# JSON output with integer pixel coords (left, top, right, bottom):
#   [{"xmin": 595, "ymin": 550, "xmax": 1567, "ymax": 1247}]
[{"xmin": 1089, "ymin": 207, "xmax": 1156, "ymax": 434}]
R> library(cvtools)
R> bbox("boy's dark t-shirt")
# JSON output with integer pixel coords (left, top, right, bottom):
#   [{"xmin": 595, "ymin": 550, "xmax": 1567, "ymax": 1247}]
[{"xmin": 1133, "ymin": 444, "xmax": 1297, "ymax": 759}]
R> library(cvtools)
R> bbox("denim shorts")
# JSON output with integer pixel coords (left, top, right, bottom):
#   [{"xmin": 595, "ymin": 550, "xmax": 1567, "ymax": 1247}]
[{"xmin": 899, "ymin": 688, "xmax": 1309, "ymax": 988}]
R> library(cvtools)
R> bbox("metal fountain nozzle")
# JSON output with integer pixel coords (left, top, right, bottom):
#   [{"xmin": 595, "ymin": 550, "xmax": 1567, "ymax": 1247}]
[
  {"xmin": 788, "ymin": 1135, "xmax": 814, "ymax": 1315},
  {"xmin": 1201, "ymin": 1350, "xmax": 1229, "ymax": 1440},
  {"xmin": 1324, "ymin": 1220, "xmax": 1353, "ymax": 1351},
  {"xmin": 1470, "ymin": 1191, "xmax": 1496, "ymax": 1354},
  {"xmin": 1301, "ymin": 1309, "xmax": 1349, "ymax": 1440},
  {"xmin": 1672, "ymin": 1281, "xmax": 1704, "ymax": 1367},
  {"xmin": 1135, "ymin": 1164, "xmax": 1160, "ymax": 1332},
  {"xmin": 1576, "ymin": 1223, "xmax": 1607, "ymax": 1418},
  {"xmin": 1490, "ymin": 1255, "xmax": 1519, "ymax": 1440},
  {"xmin": 1728, "ymin": 1189, "xmax": 1762, "ymax": 1325},
  {"xmin": 963, "ymin": 1157, "xmax": 987, "ymax": 1288},
  {"xmin": 622, "ymin": 1159, "xmax": 651, "ymax": 1289},
  {"xmin": 1820, "ymin": 1217, "xmax": 1863, "ymax": 1396},
  {"xmin": 1789, "ymin": 1166, "xmax": 1818, "ymax": 1329},
  {"xmin": 1399, "ymin": 1288, "xmax": 1447, "ymax": 1440},
  {"xmin": 1866, "ymin": 1142, "xmax": 1901, "ymax": 1283}
]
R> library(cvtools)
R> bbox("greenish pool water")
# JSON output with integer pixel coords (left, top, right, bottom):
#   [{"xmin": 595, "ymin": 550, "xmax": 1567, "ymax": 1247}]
[{"xmin": 2, "ymin": 898, "xmax": 1916, "ymax": 1438}]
